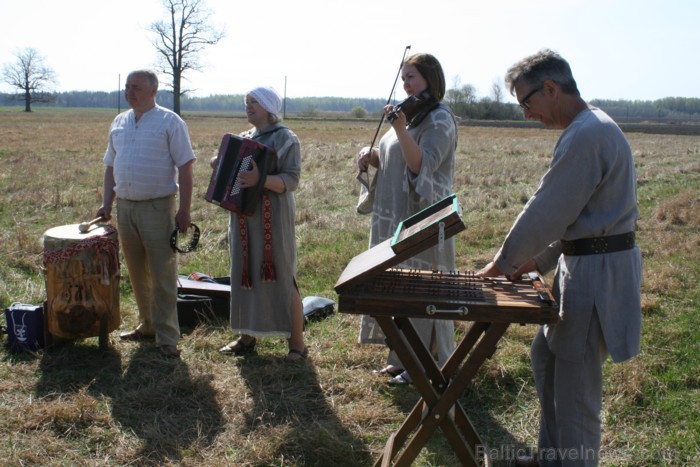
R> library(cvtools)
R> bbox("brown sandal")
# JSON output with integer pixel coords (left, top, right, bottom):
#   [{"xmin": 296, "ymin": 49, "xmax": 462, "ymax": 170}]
[
  {"xmin": 285, "ymin": 346, "xmax": 309, "ymax": 362},
  {"xmin": 219, "ymin": 337, "xmax": 256, "ymax": 355}
]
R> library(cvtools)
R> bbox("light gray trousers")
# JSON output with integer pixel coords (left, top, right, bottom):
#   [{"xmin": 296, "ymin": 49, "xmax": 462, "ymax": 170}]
[{"xmin": 532, "ymin": 309, "xmax": 609, "ymax": 466}]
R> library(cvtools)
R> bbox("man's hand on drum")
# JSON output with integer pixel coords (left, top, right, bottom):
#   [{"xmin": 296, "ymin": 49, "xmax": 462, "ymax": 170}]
[{"xmin": 96, "ymin": 206, "xmax": 111, "ymax": 222}]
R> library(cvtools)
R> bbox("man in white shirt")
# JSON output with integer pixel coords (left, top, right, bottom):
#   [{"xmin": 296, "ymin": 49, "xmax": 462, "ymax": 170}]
[{"xmin": 97, "ymin": 69, "xmax": 195, "ymax": 358}]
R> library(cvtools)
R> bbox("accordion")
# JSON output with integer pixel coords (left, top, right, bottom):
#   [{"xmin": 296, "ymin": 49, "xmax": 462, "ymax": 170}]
[{"xmin": 205, "ymin": 133, "xmax": 276, "ymax": 216}]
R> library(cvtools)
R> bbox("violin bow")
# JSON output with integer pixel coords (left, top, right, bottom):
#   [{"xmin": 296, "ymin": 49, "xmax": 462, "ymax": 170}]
[{"xmin": 358, "ymin": 44, "xmax": 411, "ymax": 188}]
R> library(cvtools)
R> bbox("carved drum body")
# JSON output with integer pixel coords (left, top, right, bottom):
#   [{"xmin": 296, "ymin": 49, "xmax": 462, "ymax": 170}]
[{"xmin": 42, "ymin": 223, "xmax": 120, "ymax": 341}]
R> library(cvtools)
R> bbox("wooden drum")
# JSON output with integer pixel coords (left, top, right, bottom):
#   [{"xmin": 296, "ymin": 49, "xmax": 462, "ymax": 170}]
[{"xmin": 41, "ymin": 223, "xmax": 120, "ymax": 348}]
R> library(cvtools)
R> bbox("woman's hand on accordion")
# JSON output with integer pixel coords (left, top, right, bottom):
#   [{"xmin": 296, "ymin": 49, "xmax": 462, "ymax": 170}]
[{"xmin": 239, "ymin": 158, "xmax": 261, "ymax": 188}]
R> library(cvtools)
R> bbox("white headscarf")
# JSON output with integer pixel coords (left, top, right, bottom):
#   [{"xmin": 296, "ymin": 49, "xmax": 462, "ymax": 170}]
[{"xmin": 247, "ymin": 86, "xmax": 282, "ymax": 115}]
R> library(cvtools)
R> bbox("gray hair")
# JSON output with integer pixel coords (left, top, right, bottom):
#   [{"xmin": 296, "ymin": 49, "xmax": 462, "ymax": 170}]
[
  {"xmin": 128, "ymin": 69, "xmax": 159, "ymax": 90},
  {"xmin": 505, "ymin": 49, "xmax": 579, "ymax": 97}
]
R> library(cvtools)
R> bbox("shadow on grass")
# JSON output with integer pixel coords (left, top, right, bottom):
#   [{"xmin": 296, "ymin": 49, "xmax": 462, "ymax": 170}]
[
  {"xmin": 235, "ymin": 352, "xmax": 374, "ymax": 466},
  {"xmin": 380, "ymin": 386, "xmax": 527, "ymax": 467},
  {"xmin": 461, "ymin": 385, "xmax": 535, "ymax": 466},
  {"xmin": 36, "ymin": 340, "xmax": 225, "ymax": 465}
]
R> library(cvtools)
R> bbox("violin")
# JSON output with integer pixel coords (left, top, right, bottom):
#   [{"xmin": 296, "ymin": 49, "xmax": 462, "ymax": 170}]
[{"xmin": 386, "ymin": 90, "xmax": 439, "ymax": 126}]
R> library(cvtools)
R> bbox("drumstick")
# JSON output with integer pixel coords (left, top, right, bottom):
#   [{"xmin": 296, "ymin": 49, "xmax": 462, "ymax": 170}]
[{"xmin": 78, "ymin": 217, "xmax": 104, "ymax": 233}]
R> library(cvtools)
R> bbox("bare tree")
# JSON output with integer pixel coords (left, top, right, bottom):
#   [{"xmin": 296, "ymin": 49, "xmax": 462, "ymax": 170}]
[
  {"xmin": 445, "ymin": 75, "xmax": 463, "ymax": 109},
  {"xmin": 1, "ymin": 48, "xmax": 57, "ymax": 112},
  {"xmin": 446, "ymin": 82, "xmax": 478, "ymax": 118},
  {"xmin": 149, "ymin": 0, "xmax": 225, "ymax": 115},
  {"xmin": 491, "ymin": 78, "xmax": 504, "ymax": 104}
]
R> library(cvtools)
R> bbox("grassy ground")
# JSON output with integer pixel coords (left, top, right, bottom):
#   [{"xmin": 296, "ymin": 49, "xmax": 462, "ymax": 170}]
[{"xmin": 0, "ymin": 107, "xmax": 698, "ymax": 466}]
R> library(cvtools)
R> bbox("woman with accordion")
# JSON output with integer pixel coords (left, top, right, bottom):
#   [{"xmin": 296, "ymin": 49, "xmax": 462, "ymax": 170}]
[{"xmin": 216, "ymin": 86, "xmax": 307, "ymax": 362}]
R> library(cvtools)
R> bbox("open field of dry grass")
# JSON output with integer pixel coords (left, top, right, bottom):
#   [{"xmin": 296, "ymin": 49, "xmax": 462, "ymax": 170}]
[{"xmin": 0, "ymin": 108, "xmax": 698, "ymax": 466}]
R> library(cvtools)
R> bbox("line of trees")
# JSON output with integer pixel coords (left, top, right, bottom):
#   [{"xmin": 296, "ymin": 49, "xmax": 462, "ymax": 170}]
[
  {"xmin": 3, "ymin": 89, "xmax": 700, "ymax": 123},
  {"xmin": 3, "ymin": 0, "xmax": 700, "ymax": 122},
  {"xmin": 0, "ymin": 91, "xmax": 388, "ymax": 115}
]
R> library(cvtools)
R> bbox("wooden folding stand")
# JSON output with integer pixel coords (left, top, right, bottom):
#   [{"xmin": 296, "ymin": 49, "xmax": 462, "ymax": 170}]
[{"xmin": 334, "ymin": 196, "xmax": 558, "ymax": 466}]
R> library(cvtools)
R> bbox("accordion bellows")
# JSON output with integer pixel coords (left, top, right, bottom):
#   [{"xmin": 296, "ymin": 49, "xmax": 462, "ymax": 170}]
[{"xmin": 205, "ymin": 133, "xmax": 276, "ymax": 216}]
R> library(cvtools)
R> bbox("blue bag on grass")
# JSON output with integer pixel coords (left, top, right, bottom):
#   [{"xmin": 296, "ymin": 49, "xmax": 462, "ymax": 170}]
[{"xmin": 5, "ymin": 303, "xmax": 45, "ymax": 353}]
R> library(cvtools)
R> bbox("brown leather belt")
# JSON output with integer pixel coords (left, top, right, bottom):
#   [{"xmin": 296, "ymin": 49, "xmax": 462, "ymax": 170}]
[{"xmin": 561, "ymin": 232, "xmax": 635, "ymax": 256}]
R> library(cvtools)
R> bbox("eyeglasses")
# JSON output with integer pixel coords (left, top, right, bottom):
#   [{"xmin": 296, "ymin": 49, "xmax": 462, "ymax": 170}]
[{"xmin": 518, "ymin": 85, "xmax": 543, "ymax": 111}]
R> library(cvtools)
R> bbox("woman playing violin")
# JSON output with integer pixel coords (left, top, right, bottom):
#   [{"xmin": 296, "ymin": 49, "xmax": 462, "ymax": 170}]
[{"xmin": 357, "ymin": 52, "xmax": 458, "ymax": 385}]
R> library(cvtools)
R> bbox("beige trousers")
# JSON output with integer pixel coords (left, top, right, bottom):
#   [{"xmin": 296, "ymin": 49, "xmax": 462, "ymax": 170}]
[{"xmin": 116, "ymin": 196, "xmax": 180, "ymax": 346}]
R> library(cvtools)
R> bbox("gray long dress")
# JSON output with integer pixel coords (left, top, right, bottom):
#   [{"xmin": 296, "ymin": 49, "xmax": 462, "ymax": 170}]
[
  {"xmin": 359, "ymin": 104, "xmax": 458, "ymax": 367},
  {"xmin": 228, "ymin": 124, "xmax": 301, "ymax": 338}
]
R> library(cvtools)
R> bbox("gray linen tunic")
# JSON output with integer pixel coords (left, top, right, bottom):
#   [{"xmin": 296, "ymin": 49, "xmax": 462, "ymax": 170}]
[
  {"xmin": 228, "ymin": 125, "xmax": 301, "ymax": 338},
  {"xmin": 494, "ymin": 107, "xmax": 642, "ymax": 363},
  {"xmin": 359, "ymin": 104, "xmax": 458, "ymax": 366}
]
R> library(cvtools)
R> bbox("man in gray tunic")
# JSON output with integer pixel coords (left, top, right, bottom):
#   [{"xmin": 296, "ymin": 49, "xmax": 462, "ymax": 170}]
[{"xmin": 478, "ymin": 49, "xmax": 642, "ymax": 466}]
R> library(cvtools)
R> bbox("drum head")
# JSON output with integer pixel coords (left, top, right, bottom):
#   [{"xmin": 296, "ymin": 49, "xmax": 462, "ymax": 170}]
[{"xmin": 42, "ymin": 223, "xmax": 114, "ymax": 247}]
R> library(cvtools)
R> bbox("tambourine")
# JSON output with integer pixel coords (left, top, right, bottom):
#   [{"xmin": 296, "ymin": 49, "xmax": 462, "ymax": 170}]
[{"xmin": 170, "ymin": 223, "xmax": 200, "ymax": 254}]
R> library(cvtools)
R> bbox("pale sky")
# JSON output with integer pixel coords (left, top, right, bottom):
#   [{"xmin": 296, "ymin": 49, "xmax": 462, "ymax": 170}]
[{"xmin": 1, "ymin": 0, "xmax": 698, "ymax": 104}]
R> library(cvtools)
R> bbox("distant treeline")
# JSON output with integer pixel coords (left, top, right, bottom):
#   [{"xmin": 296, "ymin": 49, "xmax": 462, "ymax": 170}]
[
  {"xmin": 1, "ymin": 91, "xmax": 699, "ymax": 122},
  {"xmin": 0, "ymin": 91, "xmax": 387, "ymax": 115}
]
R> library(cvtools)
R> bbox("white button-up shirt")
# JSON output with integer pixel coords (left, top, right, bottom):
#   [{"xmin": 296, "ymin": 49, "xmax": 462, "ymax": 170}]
[{"xmin": 104, "ymin": 104, "xmax": 196, "ymax": 201}]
